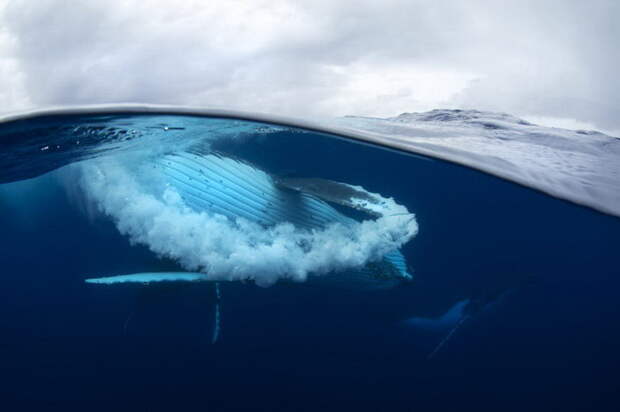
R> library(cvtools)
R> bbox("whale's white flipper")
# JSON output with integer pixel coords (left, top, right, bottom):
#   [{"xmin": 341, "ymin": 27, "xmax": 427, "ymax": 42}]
[{"xmin": 84, "ymin": 272, "xmax": 211, "ymax": 284}]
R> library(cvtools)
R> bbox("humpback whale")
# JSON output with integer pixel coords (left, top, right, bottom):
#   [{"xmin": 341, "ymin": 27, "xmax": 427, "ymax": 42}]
[
  {"xmin": 83, "ymin": 151, "xmax": 416, "ymax": 287},
  {"xmin": 82, "ymin": 151, "xmax": 418, "ymax": 342}
]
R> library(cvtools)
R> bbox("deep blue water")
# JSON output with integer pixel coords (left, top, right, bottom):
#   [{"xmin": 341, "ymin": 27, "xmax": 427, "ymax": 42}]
[{"xmin": 1, "ymin": 113, "xmax": 619, "ymax": 411}]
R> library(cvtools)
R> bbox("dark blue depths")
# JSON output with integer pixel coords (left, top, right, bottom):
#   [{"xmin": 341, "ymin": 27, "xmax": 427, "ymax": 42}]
[{"xmin": 1, "ymin": 127, "xmax": 619, "ymax": 411}]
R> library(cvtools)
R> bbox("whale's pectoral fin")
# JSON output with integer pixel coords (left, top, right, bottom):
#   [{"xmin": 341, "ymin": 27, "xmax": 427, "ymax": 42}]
[
  {"xmin": 84, "ymin": 272, "xmax": 213, "ymax": 285},
  {"xmin": 211, "ymin": 282, "xmax": 221, "ymax": 344},
  {"xmin": 427, "ymin": 315, "xmax": 470, "ymax": 360}
]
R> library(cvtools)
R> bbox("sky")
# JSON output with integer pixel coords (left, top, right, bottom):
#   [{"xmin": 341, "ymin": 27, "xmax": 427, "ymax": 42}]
[{"xmin": 0, "ymin": 0, "xmax": 618, "ymax": 134}]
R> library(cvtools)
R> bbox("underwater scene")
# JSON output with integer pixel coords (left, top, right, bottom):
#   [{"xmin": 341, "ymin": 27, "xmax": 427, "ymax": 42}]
[{"xmin": 1, "ymin": 109, "xmax": 619, "ymax": 411}]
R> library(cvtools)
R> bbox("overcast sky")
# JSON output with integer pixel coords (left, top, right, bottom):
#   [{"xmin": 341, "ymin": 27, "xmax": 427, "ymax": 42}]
[{"xmin": 1, "ymin": 0, "xmax": 618, "ymax": 134}]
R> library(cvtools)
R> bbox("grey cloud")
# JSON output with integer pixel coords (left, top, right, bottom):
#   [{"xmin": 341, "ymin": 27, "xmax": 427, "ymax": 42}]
[{"xmin": 1, "ymin": 0, "xmax": 618, "ymax": 130}]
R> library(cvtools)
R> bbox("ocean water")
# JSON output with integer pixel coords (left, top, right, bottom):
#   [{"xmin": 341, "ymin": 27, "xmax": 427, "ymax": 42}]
[{"xmin": 1, "ymin": 111, "xmax": 619, "ymax": 411}]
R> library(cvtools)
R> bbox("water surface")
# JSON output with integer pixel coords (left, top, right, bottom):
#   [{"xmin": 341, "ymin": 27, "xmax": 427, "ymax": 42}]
[{"xmin": 1, "ymin": 111, "xmax": 619, "ymax": 411}]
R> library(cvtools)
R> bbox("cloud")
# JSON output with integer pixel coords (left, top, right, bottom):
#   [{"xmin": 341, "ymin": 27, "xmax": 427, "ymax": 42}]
[
  {"xmin": 1, "ymin": 0, "xmax": 618, "ymax": 130},
  {"xmin": 438, "ymin": 1, "xmax": 620, "ymax": 132}
]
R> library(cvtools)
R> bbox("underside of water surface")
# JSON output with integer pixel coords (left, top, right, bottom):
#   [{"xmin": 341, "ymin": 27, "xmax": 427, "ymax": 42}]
[{"xmin": 0, "ymin": 107, "xmax": 619, "ymax": 411}]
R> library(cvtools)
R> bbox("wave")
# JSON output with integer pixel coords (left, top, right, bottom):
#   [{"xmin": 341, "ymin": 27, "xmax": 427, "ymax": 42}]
[{"xmin": 1, "ymin": 105, "xmax": 618, "ymax": 218}]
